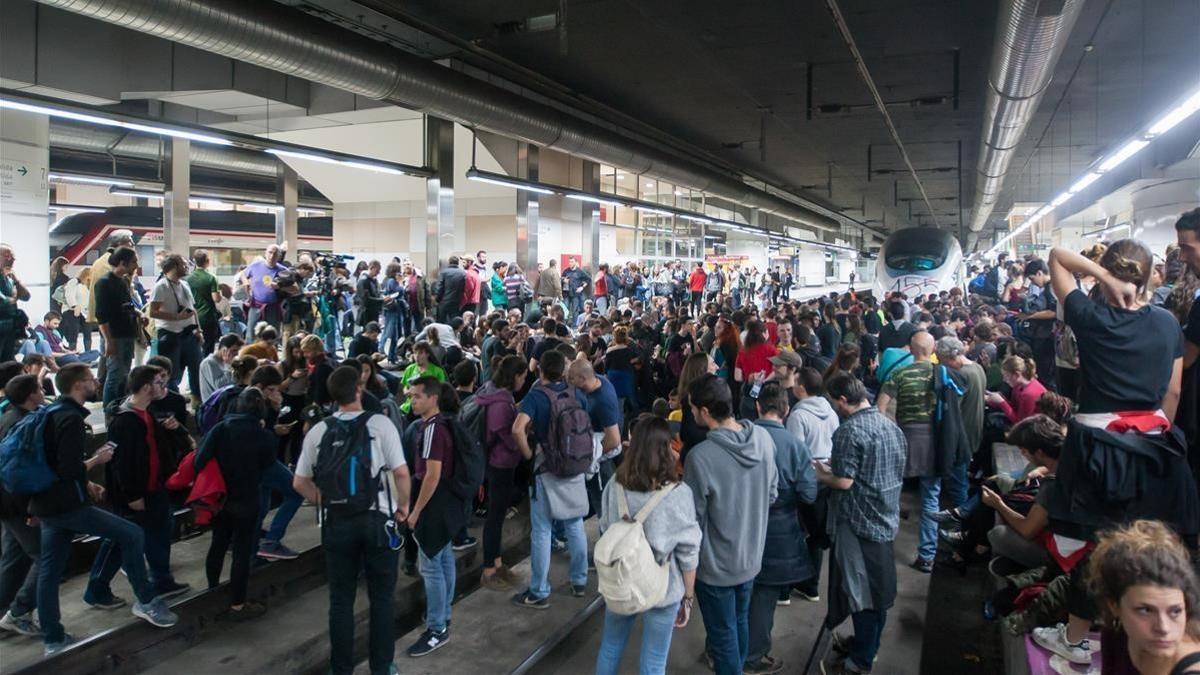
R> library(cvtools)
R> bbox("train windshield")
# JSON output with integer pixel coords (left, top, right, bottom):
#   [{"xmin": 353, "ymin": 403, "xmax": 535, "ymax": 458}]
[{"xmin": 885, "ymin": 238, "xmax": 948, "ymax": 272}]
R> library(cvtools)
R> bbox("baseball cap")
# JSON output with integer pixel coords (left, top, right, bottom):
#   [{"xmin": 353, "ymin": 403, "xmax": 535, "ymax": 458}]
[{"xmin": 769, "ymin": 351, "xmax": 803, "ymax": 369}]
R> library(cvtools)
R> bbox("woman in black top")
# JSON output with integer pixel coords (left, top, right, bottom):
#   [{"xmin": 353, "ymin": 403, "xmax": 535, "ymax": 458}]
[
  {"xmin": 196, "ymin": 388, "xmax": 276, "ymax": 621},
  {"xmin": 675, "ymin": 352, "xmax": 718, "ymax": 464}
]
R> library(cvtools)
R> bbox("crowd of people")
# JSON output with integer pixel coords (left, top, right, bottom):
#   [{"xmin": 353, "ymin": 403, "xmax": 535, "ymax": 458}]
[{"xmin": 1, "ymin": 208, "xmax": 1200, "ymax": 674}]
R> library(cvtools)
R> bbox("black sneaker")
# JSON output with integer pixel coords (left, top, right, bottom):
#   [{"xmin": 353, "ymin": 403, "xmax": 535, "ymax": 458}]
[
  {"xmin": 912, "ymin": 557, "xmax": 935, "ymax": 574},
  {"xmin": 406, "ymin": 628, "xmax": 449, "ymax": 657},
  {"xmin": 511, "ymin": 591, "xmax": 549, "ymax": 610},
  {"xmin": 744, "ymin": 655, "xmax": 784, "ymax": 674},
  {"xmin": 568, "ymin": 584, "xmax": 586, "ymax": 598},
  {"xmin": 451, "ymin": 537, "xmax": 478, "ymax": 552},
  {"xmin": 155, "ymin": 581, "xmax": 192, "ymax": 602},
  {"xmin": 226, "ymin": 601, "xmax": 268, "ymax": 622},
  {"xmin": 83, "ymin": 590, "xmax": 127, "ymax": 610}
]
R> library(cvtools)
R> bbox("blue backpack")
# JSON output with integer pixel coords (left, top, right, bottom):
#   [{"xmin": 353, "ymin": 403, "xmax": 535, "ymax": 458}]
[
  {"xmin": 199, "ymin": 384, "xmax": 243, "ymax": 436},
  {"xmin": 0, "ymin": 402, "xmax": 68, "ymax": 495}
]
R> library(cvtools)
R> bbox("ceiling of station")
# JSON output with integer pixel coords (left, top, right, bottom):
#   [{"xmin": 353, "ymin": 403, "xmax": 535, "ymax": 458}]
[{"xmin": 287, "ymin": 0, "xmax": 1199, "ymax": 244}]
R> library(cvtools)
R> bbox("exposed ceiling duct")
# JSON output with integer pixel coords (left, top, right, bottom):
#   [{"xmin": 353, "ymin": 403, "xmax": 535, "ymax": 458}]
[
  {"xmin": 32, "ymin": 0, "xmax": 842, "ymax": 233},
  {"xmin": 49, "ymin": 120, "xmax": 280, "ymax": 176},
  {"xmin": 966, "ymin": 0, "xmax": 1084, "ymax": 250}
]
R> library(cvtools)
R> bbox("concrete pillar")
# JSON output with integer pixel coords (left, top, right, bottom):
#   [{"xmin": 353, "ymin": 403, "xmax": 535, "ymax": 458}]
[
  {"xmin": 580, "ymin": 160, "xmax": 600, "ymax": 273},
  {"xmin": 276, "ymin": 164, "xmax": 300, "ymax": 249},
  {"xmin": 0, "ymin": 109, "xmax": 50, "ymax": 322},
  {"xmin": 515, "ymin": 143, "xmax": 540, "ymax": 273},
  {"xmin": 424, "ymin": 116, "xmax": 455, "ymax": 276},
  {"xmin": 163, "ymin": 137, "xmax": 191, "ymax": 256}
]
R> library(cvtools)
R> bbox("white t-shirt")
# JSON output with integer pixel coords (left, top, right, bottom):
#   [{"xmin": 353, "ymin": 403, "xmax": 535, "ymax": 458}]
[
  {"xmin": 296, "ymin": 411, "xmax": 406, "ymax": 515},
  {"xmin": 151, "ymin": 277, "xmax": 198, "ymax": 333}
]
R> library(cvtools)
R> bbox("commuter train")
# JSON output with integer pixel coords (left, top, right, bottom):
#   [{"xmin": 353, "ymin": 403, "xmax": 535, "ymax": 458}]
[
  {"xmin": 51, "ymin": 206, "xmax": 332, "ymax": 275},
  {"xmin": 874, "ymin": 227, "xmax": 963, "ymax": 297}
]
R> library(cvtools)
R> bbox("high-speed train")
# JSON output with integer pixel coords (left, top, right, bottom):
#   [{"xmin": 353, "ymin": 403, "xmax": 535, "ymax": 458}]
[{"xmin": 874, "ymin": 227, "xmax": 963, "ymax": 297}]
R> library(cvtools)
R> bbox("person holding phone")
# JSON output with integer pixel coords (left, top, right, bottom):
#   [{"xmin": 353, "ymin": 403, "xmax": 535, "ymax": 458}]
[{"xmin": 150, "ymin": 254, "xmax": 203, "ymax": 404}]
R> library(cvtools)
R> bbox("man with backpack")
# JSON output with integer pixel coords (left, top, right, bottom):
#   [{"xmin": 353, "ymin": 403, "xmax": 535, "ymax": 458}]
[
  {"xmin": 566, "ymin": 359, "xmax": 623, "ymax": 517},
  {"xmin": 293, "ymin": 365, "xmax": 411, "ymax": 675},
  {"xmin": 21, "ymin": 363, "xmax": 178, "ymax": 655},
  {"xmin": 0, "ymin": 375, "xmax": 45, "ymax": 638},
  {"xmin": 511, "ymin": 349, "xmax": 592, "ymax": 610},
  {"xmin": 404, "ymin": 378, "xmax": 469, "ymax": 657},
  {"xmin": 88, "ymin": 365, "xmax": 191, "ymax": 608},
  {"xmin": 682, "ymin": 374, "xmax": 778, "ymax": 675}
]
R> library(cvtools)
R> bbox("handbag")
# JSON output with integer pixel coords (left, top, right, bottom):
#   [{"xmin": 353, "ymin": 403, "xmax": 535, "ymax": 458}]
[{"xmin": 539, "ymin": 472, "xmax": 588, "ymax": 520}]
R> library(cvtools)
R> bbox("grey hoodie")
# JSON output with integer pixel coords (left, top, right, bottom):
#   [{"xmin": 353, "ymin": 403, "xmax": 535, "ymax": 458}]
[
  {"xmin": 787, "ymin": 396, "xmax": 840, "ymax": 461},
  {"xmin": 682, "ymin": 420, "xmax": 778, "ymax": 587}
]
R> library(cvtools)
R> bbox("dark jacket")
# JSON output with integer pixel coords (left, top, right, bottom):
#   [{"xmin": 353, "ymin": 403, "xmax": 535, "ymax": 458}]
[
  {"xmin": 754, "ymin": 419, "xmax": 817, "ymax": 586},
  {"xmin": 307, "ymin": 356, "xmax": 336, "ymax": 408},
  {"xmin": 195, "ymin": 413, "xmax": 276, "ymax": 517},
  {"xmin": 28, "ymin": 399, "xmax": 91, "ymax": 517},
  {"xmin": 878, "ymin": 320, "xmax": 917, "ymax": 352},
  {"xmin": 933, "ymin": 365, "xmax": 972, "ymax": 479},
  {"xmin": 105, "ymin": 400, "xmax": 177, "ymax": 507},
  {"xmin": 434, "ymin": 267, "xmax": 466, "ymax": 310},
  {"xmin": 1045, "ymin": 422, "xmax": 1200, "ymax": 542}
]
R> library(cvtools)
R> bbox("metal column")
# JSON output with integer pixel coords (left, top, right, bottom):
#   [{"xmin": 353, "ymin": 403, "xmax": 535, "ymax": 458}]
[
  {"xmin": 515, "ymin": 143, "xmax": 539, "ymax": 273},
  {"xmin": 276, "ymin": 164, "xmax": 299, "ymax": 249},
  {"xmin": 163, "ymin": 137, "xmax": 191, "ymax": 255},
  {"xmin": 580, "ymin": 160, "xmax": 600, "ymax": 273},
  {"xmin": 424, "ymin": 116, "xmax": 455, "ymax": 276}
]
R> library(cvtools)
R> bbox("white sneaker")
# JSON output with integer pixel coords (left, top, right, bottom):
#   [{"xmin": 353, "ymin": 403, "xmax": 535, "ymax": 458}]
[{"xmin": 1032, "ymin": 623, "xmax": 1092, "ymax": 664}]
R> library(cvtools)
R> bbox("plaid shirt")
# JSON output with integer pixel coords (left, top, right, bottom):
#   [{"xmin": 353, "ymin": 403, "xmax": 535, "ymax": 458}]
[{"xmin": 830, "ymin": 406, "xmax": 908, "ymax": 542}]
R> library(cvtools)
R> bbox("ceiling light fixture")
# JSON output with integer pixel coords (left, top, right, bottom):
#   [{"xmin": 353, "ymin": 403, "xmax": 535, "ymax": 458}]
[
  {"xmin": 0, "ymin": 98, "xmax": 232, "ymax": 146},
  {"xmin": 48, "ymin": 173, "xmax": 135, "ymax": 188},
  {"xmin": 465, "ymin": 168, "xmax": 556, "ymax": 194},
  {"xmin": 986, "ymin": 84, "xmax": 1200, "ymax": 259},
  {"xmin": 110, "ymin": 188, "xmax": 163, "ymax": 200},
  {"xmin": 268, "ymin": 149, "xmax": 414, "ymax": 177},
  {"xmin": 565, "ymin": 193, "xmax": 621, "ymax": 207}
]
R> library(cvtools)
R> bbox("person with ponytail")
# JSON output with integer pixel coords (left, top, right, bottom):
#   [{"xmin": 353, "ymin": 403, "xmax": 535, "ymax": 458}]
[
  {"xmin": 1088, "ymin": 520, "xmax": 1200, "ymax": 675},
  {"xmin": 985, "ymin": 355, "xmax": 1046, "ymax": 425},
  {"xmin": 1027, "ymin": 241, "xmax": 1194, "ymax": 666}
]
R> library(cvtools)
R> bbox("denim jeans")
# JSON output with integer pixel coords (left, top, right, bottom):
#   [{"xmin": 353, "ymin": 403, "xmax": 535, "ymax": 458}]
[
  {"xmin": 323, "ymin": 510, "xmax": 399, "ymax": 675},
  {"xmin": 103, "ymin": 336, "xmax": 136, "ymax": 408},
  {"xmin": 746, "ymin": 582, "xmax": 787, "ymax": 664},
  {"xmin": 848, "ymin": 609, "xmax": 887, "ymax": 671},
  {"xmin": 0, "ymin": 517, "xmax": 40, "ymax": 617},
  {"xmin": 918, "ymin": 475, "xmax": 942, "ymax": 561},
  {"xmin": 529, "ymin": 474, "xmax": 588, "ymax": 599},
  {"xmin": 39, "ymin": 506, "xmax": 156, "ymax": 644},
  {"xmin": 159, "ymin": 329, "xmax": 202, "ymax": 396},
  {"xmin": 696, "ymin": 579, "xmax": 753, "ymax": 675},
  {"xmin": 942, "ymin": 461, "xmax": 969, "ymax": 510},
  {"xmin": 259, "ymin": 461, "xmax": 302, "ymax": 544},
  {"xmin": 90, "ymin": 490, "xmax": 176, "ymax": 596},
  {"xmin": 594, "ymin": 603, "xmax": 677, "ymax": 675},
  {"xmin": 244, "ymin": 304, "xmax": 281, "ymax": 342},
  {"xmin": 381, "ymin": 310, "xmax": 403, "ymax": 361},
  {"xmin": 418, "ymin": 542, "xmax": 455, "ymax": 633}
]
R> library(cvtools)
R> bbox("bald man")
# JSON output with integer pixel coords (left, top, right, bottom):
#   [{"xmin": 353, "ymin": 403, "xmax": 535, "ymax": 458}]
[
  {"xmin": 876, "ymin": 330, "xmax": 944, "ymax": 573},
  {"xmin": 0, "ymin": 243, "xmax": 31, "ymax": 361},
  {"xmin": 566, "ymin": 357, "xmax": 623, "ymax": 522}
]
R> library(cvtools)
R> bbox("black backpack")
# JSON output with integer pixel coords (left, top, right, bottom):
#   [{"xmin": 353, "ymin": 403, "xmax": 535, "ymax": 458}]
[
  {"xmin": 312, "ymin": 413, "xmax": 379, "ymax": 514},
  {"xmin": 446, "ymin": 416, "xmax": 485, "ymax": 502}
]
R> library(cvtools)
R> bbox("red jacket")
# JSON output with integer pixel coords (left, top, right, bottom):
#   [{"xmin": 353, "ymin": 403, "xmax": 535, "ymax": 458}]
[
  {"xmin": 166, "ymin": 450, "xmax": 226, "ymax": 526},
  {"xmin": 688, "ymin": 268, "xmax": 707, "ymax": 292}
]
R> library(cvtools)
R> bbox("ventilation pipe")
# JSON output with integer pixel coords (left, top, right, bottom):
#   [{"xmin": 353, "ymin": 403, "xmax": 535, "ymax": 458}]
[
  {"xmin": 33, "ymin": 0, "xmax": 841, "ymax": 232},
  {"xmin": 966, "ymin": 0, "xmax": 1084, "ymax": 251},
  {"xmin": 50, "ymin": 121, "xmax": 280, "ymax": 176}
]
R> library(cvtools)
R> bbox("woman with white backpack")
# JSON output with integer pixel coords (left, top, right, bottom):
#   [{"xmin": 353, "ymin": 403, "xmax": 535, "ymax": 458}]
[{"xmin": 594, "ymin": 414, "xmax": 702, "ymax": 675}]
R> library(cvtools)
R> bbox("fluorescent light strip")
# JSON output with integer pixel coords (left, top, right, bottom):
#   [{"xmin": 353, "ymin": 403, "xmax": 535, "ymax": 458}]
[
  {"xmin": 0, "ymin": 98, "xmax": 231, "ymax": 146},
  {"xmin": 111, "ymin": 189, "xmax": 162, "ymax": 200},
  {"xmin": 466, "ymin": 173, "xmax": 556, "ymax": 194},
  {"xmin": 1147, "ymin": 88, "xmax": 1200, "ymax": 136},
  {"xmin": 48, "ymin": 173, "xmax": 134, "ymax": 188},
  {"xmin": 1068, "ymin": 171, "xmax": 1102, "ymax": 194},
  {"xmin": 267, "ymin": 148, "xmax": 414, "ymax": 177},
  {"xmin": 986, "ymin": 85, "xmax": 1200, "ymax": 258},
  {"xmin": 565, "ymin": 193, "xmax": 620, "ymax": 207}
]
